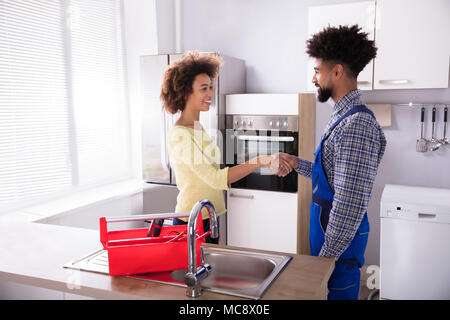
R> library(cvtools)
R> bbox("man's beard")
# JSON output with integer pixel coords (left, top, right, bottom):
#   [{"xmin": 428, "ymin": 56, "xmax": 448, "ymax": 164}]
[{"xmin": 316, "ymin": 85, "xmax": 333, "ymax": 103}]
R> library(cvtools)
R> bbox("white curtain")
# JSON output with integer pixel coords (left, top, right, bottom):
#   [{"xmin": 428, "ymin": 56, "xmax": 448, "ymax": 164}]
[{"xmin": 0, "ymin": 0, "xmax": 131, "ymax": 213}]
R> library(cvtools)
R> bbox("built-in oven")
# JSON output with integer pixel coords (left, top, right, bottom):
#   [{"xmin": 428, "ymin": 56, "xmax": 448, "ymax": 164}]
[{"xmin": 225, "ymin": 114, "xmax": 299, "ymax": 193}]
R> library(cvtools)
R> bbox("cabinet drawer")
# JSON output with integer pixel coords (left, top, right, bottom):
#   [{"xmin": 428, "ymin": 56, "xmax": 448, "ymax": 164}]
[{"xmin": 227, "ymin": 189, "xmax": 297, "ymax": 254}]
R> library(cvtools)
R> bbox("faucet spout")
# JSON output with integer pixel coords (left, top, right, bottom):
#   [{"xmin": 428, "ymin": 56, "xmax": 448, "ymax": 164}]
[{"xmin": 184, "ymin": 199, "xmax": 218, "ymax": 297}]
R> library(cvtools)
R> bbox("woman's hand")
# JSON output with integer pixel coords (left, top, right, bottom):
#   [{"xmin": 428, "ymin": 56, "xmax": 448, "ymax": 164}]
[
  {"xmin": 228, "ymin": 153, "xmax": 295, "ymax": 185},
  {"xmin": 259, "ymin": 153, "xmax": 293, "ymax": 177}
]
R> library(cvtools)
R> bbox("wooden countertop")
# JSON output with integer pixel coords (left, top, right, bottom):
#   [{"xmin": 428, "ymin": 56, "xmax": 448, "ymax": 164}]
[{"xmin": 0, "ymin": 221, "xmax": 334, "ymax": 300}]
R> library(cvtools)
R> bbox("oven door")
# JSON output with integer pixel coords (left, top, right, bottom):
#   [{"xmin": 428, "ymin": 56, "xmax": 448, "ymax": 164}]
[{"xmin": 229, "ymin": 130, "xmax": 298, "ymax": 192}]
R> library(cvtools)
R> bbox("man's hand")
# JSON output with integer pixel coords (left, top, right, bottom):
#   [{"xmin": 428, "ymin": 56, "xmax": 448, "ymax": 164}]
[
  {"xmin": 259, "ymin": 153, "xmax": 298, "ymax": 177},
  {"xmin": 279, "ymin": 153, "xmax": 299, "ymax": 171},
  {"xmin": 265, "ymin": 153, "xmax": 294, "ymax": 177}
]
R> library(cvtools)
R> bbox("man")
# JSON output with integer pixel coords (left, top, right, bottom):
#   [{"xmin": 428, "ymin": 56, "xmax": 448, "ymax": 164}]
[{"xmin": 280, "ymin": 25, "xmax": 387, "ymax": 300}]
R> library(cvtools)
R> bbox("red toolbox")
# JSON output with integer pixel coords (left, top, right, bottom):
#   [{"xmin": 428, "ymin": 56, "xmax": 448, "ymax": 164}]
[{"xmin": 99, "ymin": 215, "xmax": 208, "ymax": 276}]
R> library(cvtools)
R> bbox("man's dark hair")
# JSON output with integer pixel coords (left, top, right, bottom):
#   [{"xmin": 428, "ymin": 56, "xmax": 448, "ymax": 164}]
[{"xmin": 306, "ymin": 24, "xmax": 377, "ymax": 78}]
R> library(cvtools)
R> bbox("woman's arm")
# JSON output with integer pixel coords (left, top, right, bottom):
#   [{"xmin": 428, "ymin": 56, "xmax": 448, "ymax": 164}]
[
  {"xmin": 227, "ymin": 154, "xmax": 292, "ymax": 184},
  {"xmin": 227, "ymin": 156, "xmax": 263, "ymax": 184},
  {"xmin": 169, "ymin": 128, "xmax": 292, "ymax": 189}
]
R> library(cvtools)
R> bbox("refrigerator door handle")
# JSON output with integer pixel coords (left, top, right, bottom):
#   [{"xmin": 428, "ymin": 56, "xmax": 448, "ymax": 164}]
[{"xmin": 160, "ymin": 109, "xmax": 170, "ymax": 171}]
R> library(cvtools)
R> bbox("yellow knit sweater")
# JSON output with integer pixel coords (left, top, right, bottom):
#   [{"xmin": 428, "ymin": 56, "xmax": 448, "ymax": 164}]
[{"xmin": 168, "ymin": 125, "xmax": 229, "ymax": 221}]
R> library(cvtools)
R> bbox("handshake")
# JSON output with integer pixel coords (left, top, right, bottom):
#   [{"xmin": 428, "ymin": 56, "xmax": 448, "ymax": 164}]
[{"xmin": 259, "ymin": 153, "xmax": 299, "ymax": 177}]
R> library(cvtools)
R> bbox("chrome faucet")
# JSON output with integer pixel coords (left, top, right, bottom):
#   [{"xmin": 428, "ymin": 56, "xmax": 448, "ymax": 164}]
[{"xmin": 184, "ymin": 199, "xmax": 219, "ymax": 298}]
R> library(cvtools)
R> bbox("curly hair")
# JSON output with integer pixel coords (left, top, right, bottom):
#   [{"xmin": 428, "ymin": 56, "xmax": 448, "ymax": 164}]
[
  {"xmin": 160, "ymin": 51, "xmax": 223, "ymax": 114},
  {"xmin": 306, "ymin": 24, "xmax": 377, "ymax": 78}
]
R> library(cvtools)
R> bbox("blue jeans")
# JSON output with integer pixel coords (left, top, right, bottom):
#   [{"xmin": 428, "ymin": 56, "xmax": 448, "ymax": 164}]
[{"xmin": 172, "ymin": 218, "xmax": 220, "ymax": 244}]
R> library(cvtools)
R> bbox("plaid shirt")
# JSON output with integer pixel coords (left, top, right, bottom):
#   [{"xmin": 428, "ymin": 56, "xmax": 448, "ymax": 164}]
[{"xmin": 296, "ymin": 89, "xmax": 387, "ymax": 259}]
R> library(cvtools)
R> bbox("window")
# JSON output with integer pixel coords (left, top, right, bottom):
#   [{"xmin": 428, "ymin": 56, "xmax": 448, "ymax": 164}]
[{"xmin": 0, "ymin": 0, "xmax": 131, "ymax": 213}]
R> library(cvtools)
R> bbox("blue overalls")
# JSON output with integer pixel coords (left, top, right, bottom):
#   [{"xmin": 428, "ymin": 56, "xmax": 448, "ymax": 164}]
[{"xmin": 309, "ymin": 105, "xmax": 373, "ymax": 300}]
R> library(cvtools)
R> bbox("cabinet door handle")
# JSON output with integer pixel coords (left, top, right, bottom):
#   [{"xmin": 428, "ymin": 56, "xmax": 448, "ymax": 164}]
[
  {"xmin": 229, "ymin": 193, "xmax": 254, "ymax": 200},
  {"xmin": 235, "ymin": 135, "xmax": 294, "ymax": 142},
  {"xmin": 357, "ymin": 80, "xmax": 370, "ymax": 85},
  {"xmin": 378, "ymin": 79, "xmax": 409, "ymax": 85},
  {"xmin": 418, "ymin": 213, "xmax": 436, "ymax": 219}
]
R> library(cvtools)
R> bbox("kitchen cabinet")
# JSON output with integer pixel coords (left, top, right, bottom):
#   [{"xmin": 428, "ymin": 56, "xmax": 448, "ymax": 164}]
[
  {"xmin": 227, "ymin": 188, "xmax": 298, "ymax": 254},
  {"xmin": 307, "ymin": 0, "xmax": 450, "ymax": 90},
  {"xmin": 307, "ymin": 1, "xmax": 376, "ymax": 91},
  {"xmin": 224, "ymin": 93, "xmax": 315, "ymax": 255},
  {"xmin": 373, "ymin": 0, "xmax": 450, "ymax": 89}
]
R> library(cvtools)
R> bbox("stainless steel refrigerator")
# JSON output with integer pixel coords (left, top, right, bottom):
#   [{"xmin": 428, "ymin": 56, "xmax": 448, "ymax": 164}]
[{"xmin": 141, "ymin": 53, "xmax": 246, "ymax": 188}]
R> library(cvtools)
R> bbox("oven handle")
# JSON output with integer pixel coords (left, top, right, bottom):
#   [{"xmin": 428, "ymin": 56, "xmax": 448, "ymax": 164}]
[
  {"xmin": 235, "ymin": 135, "xmax": 294, "ymax": 142},
  {"xmin": 229, "ymin": 193, "xmax": 255, "ymax": 200}
]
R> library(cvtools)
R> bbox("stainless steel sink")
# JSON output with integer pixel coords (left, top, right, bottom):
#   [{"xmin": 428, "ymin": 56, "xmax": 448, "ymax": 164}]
[
  {"xmin": 171, "ymin": 246, "xmax": 292, "ymax": 299},
  {"xmin": 125, "ymin": 246, "xmax": 292, "ymax": 299},
  {"xmin": 172, "ymin": 251, "xmax": 275, "ymax": 290},
  {"xmin": 64, "ymin": 246, "xmax": 292, "ymax": 300}
]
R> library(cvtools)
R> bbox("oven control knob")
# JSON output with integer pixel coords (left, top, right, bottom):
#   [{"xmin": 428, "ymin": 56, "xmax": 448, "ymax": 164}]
[
  {"xmin": 269, "ymin": 121, "xmax": 273, "ymax": 126},
  {"xmin": 248, "ymin": 120, "xmax": 253, "ymax": 127},
  {"xmin": 241, "ymin": 120, "xmax": 246, "ymax": 126},
  {"xmin": 234, "ymin": 120, "xmax": 239, "ymax": 126},
  {"xmin": 283, "ymin": 121, "xmax": 288, "ymax": 127},
  {"xmin": 276, "ymin": 121, "xmax": 280, "ymax": 127}
]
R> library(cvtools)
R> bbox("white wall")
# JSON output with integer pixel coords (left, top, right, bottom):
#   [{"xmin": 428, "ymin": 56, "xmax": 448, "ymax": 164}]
[
  {"xmin": 181, "ymin": 0, "xmax": 350, "ymax": 93},
  {"xmin": 122, "ymin": 0, "xmax": 159, "ymax": 180},
  {"xmin": 179, "ymin": 0, "xmax": 450, "ymax": 265},
  {"xmin": 122, "ymin": 0, "xmax": 181, "ymax": 181}
]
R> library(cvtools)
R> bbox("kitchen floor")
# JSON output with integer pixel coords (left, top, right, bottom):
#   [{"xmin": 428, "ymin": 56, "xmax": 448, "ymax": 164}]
[
  {"xmin": 359, "ymin": 283, "xmax": 379, "ymax": 300},
  {"xmin": 358, "ymin": 267, "xmax": 379, "ymax": 300}
]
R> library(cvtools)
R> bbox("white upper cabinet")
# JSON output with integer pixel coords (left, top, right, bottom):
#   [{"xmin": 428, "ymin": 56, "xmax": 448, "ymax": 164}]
[
  {"xmin": 374, "ymin": 0, "xmax": 450, "ymax": 89},
  {"xmin": 307, "ymin": 1, "xmax": 376, "ymax": 91},
  {"xmin": 307, "ymin": 0, "xmax": 450, "ymax": 90}
]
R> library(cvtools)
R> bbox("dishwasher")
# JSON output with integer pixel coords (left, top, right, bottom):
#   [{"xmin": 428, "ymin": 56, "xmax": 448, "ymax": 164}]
[{"xmin": 380, "ymin": 184, "xmax": 450, "ymax": 300}]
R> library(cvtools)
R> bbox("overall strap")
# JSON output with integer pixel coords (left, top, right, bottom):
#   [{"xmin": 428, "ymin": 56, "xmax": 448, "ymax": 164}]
[{"xmin": 323, "ymin": 105, "xmax": 375, "ymax": 141}]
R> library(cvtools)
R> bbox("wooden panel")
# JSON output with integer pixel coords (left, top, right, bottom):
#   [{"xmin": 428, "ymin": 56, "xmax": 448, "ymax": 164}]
[{"xmin": 297, "ymin": 93, "xmax": 316, "ymax": 255}]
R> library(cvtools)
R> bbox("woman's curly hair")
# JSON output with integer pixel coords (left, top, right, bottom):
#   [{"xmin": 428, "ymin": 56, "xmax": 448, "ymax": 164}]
[
  {"xmin": 306, "ymin": 24, "xmax": 377, "ymax": 78},
  {"xmin": 160, "ymin": 51, "xmax": 223, "ymax": 114}
]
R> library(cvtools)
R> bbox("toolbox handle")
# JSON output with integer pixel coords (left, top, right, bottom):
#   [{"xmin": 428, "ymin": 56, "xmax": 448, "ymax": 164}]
[
  {"xmin": 99, "ymin": 212, "xmax": 203, "ymax": 249},
  {"xmin": 104, "ymin": 212, "xmax": 191, "ymax": 223}
]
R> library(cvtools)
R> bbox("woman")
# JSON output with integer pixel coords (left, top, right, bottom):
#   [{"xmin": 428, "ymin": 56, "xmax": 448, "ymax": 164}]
[{"xmin": 160, "ymin": 51, "xmax": 289, "ymax": 243}]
